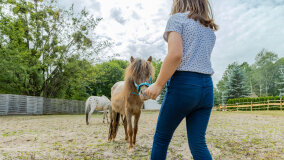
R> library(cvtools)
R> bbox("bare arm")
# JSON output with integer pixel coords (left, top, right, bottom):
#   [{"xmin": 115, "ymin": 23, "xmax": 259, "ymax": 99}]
[
  {"xmin": 156, "ymin": 31, "xmax": 183, "ymax": 87},
  {"xmin": 146, "ymin": 31, "xmax": 183, "ymax": 100}
]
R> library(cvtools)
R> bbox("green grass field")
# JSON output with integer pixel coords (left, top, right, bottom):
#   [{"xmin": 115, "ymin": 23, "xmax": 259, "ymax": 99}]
[{"xmin": 0, "ymin": 111, "xmax": 284, "ymax": 159}]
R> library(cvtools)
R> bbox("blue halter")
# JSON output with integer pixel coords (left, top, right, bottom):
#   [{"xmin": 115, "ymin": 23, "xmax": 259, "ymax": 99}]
[{"xmin": 131, "ymin": 77, "xmax": 153, "ymax": 95}]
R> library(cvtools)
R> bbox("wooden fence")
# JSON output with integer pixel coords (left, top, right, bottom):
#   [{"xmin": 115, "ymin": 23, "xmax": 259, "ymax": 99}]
[
  {"xmin": 218, "ymin": 99, "xmax": 283, "ymax": 111},
  {"xmin": 0, "ymin": 94, "xmax": 85, "ymax": 115}
]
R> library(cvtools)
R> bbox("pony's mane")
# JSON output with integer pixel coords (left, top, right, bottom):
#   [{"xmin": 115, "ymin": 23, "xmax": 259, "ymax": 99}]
[{"xmin": 122, "ymin": 58, "xmax": 155, "ymax": 96}]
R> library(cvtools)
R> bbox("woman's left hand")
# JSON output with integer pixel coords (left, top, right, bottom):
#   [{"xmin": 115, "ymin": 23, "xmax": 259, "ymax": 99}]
[{"xmin": 145, "ymin": 83, "xmax": 163, "ymax": 100}]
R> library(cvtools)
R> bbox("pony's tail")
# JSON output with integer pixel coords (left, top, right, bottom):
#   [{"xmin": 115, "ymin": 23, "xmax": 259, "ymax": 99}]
[
  {"xmin": 85, "ymin": 104, "xmax": 91, "ymax": 125},
  {"xmin": 108, "ymin": 111, "xmax": 120, "ymax": 141}
]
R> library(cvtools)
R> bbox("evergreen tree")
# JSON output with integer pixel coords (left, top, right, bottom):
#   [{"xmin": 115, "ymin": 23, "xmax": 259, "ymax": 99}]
[
  {"xmin": 213, "ymin": 87, "xmax": 222, "ymax": 106},
  {"xmin": 157, "ymin": 87, "xmax": 166, "ymax": 104},
  {"xmin": 152, "ymin": 58, "xmax": 164, "ymax": 104},
  {"xmin": 276, "ymin": 65, "xmax": 284, "ymax": 97},
  {"xmin": 225, "ymin": 65, "xmax": 250, "ymax": 100}
]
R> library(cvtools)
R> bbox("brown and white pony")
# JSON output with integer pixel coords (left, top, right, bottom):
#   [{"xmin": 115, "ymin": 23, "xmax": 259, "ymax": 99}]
[{"xmin": 108, "ymin": 56, "xmax": 154, "ymax": 151}]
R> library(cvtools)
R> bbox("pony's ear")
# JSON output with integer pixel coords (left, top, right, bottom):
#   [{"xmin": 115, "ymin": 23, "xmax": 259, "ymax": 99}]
[
  {"xmin": 130, "ymin": 56, "xmax": 135, "ymax": 63},
  {"xmin": 147, "ymin": 56, "xmax": 152, "ymax": 63}
]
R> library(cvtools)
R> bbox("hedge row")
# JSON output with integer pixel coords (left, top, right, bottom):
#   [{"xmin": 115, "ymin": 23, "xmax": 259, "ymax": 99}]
[{"xmin": 227, "ymin": 96, "xmax": 281, "ymax": 105}]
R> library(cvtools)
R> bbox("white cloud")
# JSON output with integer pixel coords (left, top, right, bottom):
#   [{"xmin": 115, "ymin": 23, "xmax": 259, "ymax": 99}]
[
  {"xmin": 110, "ymin": 8, "xmax": 126, "ymax": 24},
  {"xmin": 57, "ymin": 0, "xmax": 284, "ymax": 85},
  {"xmin": 211, "ymin": 0, "xmax": 284, "ymax": 83},
  {"xmin": 132, "ymin": 11, "xmax": 141, "ymax": 19}
]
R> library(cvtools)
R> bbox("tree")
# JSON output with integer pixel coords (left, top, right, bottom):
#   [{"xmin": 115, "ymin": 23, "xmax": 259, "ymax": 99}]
[
  {"xmin": 253, "ymin": 49, "xmax": 278, "ymax": 96},
  {"xmin": 152, "ymin": 58, "xmax": 162, "ymax": 81},
  {"xmin": 214, "ymin": 87, "xmax": 222, "ymax": 106},
  {"xmin": 277, "ymin": 66, "xmax": 284, "ymax": 96},
  {"xmin": 151, "ymin": 59, "xmax": 166, "ymax": 104},
  {"xmin": 218, "ymin": 50, "xmax": 280, "ymax": 98},
  {"xmin": 0, "ymin": 0, "xmax": 110, "ymax": 97},
  {"xmin": 225, "ymin": 65, "xmax": 250, "ymax": 100},
  {"xmin": 274, "ymin": 58, "xmax": 284, "ymax": 96},
  {"xmin": 53, "ymin": 56, "xmax": 96, "ymax": 100},
  {"xmin": 157, "ymin": 87, "xmax": 166, "ymax": 104},
  {"xmin": 255, "ymin": 49, "xmax": 278, "ymax": 67},
  {"xmin": 240, "ymin": 62, "xmax": 253, "ymax": 95},
  {"xmin": 216, "ymin": 49, "xmax": 282, "ymax": 101},
  {"xmin": 216, "ymin": 62, "xmax": 239, "ymax": 93},
  {"xmin": 92, "ymin": 60, "xmax": 127, "ymax": 98}
]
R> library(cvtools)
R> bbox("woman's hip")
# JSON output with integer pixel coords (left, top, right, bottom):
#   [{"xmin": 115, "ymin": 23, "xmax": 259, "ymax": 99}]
[{"xmin": 167, "ymin": 71, "xmax": 213, "ymax": 88}]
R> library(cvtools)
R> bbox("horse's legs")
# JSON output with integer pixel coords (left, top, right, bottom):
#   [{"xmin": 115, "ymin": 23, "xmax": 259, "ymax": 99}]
[
  {"xmin": 88, "ymin": 106, "xmax": 95, "ymax": 125},
  {"xmin": 108, "ymin": 110, "xmax": 115, "ymax": 141},
  {"xmin": 106, "ymin": 108, "xmax": 110, "ymax": 123},
  {"xmin": 133, "ymin": 111, "xmax": 141, "ymax": 145},
  {"xmin": 103, "ymin": 109, "xmax": 107, "ymax": 123},
  {"xmin": 126, "ymin": 111, "xmax": 133, "ymax": 149},
  {"xmin": 108, "ymin": 111, "xmax": 113, "ymax": 141},
  {"xmin": 112, "ymin": 111, "xmax": 120, "ymax": 141},
  {"xmin": 122, "ymin": 115, "xmax": 128, "ymax": 141},
  {"xmin": 111, "ymin": 111, "xmax": 117, "ymax": 141}
]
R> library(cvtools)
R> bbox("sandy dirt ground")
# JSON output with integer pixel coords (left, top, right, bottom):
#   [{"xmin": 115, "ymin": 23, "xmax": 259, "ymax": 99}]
[{"xmin": 0, "ymin": 111, "xmax": 284, "ymax": 160}]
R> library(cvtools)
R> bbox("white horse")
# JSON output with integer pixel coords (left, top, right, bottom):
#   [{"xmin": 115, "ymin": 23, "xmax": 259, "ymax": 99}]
[{"xmin": 85, "ymin": 95, "xmax": 112, "ymax": 125}]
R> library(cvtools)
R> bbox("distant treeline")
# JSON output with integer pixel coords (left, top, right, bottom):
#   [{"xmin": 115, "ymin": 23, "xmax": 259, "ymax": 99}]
[{"xmin": 215, "ymin": 49, "xmax": 284, "ymax": 106}]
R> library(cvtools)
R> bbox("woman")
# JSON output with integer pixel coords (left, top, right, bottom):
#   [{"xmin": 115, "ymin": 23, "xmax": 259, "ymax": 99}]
[{"xmin": 145, "ymin": 0, "xmax": 218, "ymax": 159}]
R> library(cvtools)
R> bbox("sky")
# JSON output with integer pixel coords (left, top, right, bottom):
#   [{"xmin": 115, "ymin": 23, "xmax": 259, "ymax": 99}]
[{"xmin": 58, "ymin": 0, "xmax": 284, "ymax": 85}]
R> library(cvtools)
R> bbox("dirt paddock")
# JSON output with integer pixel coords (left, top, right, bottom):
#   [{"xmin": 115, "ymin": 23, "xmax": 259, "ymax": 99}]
[{"xmin": 1, "ymin": 111, "xmax": 284, "ymax": 160}]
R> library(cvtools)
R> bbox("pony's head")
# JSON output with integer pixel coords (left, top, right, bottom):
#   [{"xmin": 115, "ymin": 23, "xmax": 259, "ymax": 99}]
[{"xmin": 124, "ymin": 56, "xmax": 155, "ymax": 101}]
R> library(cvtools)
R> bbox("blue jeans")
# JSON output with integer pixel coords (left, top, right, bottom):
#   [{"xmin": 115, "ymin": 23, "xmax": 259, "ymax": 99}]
[{"xmin": 151, "ymin": 71, "xmax": 214, "ymax": 160}]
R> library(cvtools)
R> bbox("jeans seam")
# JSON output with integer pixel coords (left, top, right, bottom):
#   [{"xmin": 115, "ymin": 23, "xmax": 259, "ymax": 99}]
[{"xmin": 159, "ymin": 88, "xmax": 170, "ymax": 118}]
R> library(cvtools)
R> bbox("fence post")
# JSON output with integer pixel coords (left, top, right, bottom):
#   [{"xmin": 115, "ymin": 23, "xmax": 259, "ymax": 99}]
[
  {"xmin": 267, "ymin": 100, "xmax": 270, "ymax": 111},
  {"xmin": 236, "ymin": 103, "xmax": 239, "ymax": 112},
  {"xmin": 281, "ymin": 98, "xmax": 283, "ymax": 111},
  {"xmin": 250, "ymin": 101, "xmax": 253, "ymax": 111}
]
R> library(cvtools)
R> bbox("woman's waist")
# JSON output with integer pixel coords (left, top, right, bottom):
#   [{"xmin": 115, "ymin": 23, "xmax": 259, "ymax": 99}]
[
  {"xmin": 169, "ymin": 71, "xmax": 213, "ymax": 87},
  {"xmin": 174, "ymin": 71, "xmax": 211, "ymax": 77}
]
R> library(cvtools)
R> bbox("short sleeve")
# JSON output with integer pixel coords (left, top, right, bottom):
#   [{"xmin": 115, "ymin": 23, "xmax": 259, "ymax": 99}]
[{"xmin": 163, "ymin": 14, "xmax": 183, "ymax": 42}]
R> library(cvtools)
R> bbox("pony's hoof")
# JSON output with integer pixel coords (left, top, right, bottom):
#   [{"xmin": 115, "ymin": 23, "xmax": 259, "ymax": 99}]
[{"xmin": 128, "ymin": 147, "xmax": 134, "ymax": 153}]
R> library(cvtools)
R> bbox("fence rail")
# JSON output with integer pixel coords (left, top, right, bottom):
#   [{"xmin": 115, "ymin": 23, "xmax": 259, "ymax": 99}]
[
  {"xmin": 0, "ymin": 94, "xmax": 85, "ymax": 115},
  {"xmin": 219, "ymin": 99, "xmax": 283, "ymax": 111}
]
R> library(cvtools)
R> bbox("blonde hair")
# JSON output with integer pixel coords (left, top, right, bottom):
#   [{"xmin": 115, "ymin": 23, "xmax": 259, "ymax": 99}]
[{"xmin": 171, "ymin": 0, "xmax": 218, "ymax": 31}]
